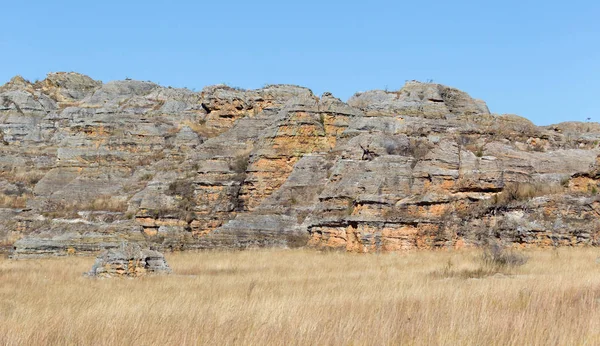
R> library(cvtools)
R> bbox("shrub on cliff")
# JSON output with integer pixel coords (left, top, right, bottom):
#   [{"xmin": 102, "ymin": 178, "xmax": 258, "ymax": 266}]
[
  {"xmin": 491, "ymin": 182, "xmax": 562, "ymax": 207},
  {"xmin": 167, "ymin": 179, "xmax": 195, "ymax": 213},
  {"xmin": 230, "ymin": 154, "xmax": 249, "ymax": 174}
]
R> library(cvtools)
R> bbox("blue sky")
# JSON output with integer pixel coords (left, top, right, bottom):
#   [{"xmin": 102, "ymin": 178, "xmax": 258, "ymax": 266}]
[{"xmin": 1, "ymin": 0, "xmax": 598, "ymax": 125}]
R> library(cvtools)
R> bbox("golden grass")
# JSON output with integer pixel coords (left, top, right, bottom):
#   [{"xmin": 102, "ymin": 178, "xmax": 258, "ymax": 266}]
[
  {"xmin": 496, "ymin": 181, "xmax": 564, "ymax": 202},
  {"xmin": 0, "ymin": 169, "xmax": 46, "ymax": 186},
  {"xmin": 2, "ymin": 248, "xmax": 600, "ymax": 345},
  {"xmin": 0, "ymin": 194, "xmax": 28, "ymax": 208},
  {"xmin": 42, "ymin": 196, "xmax": 128, "ymax": 217},
  {"xmin": 87, "ymin": 195, "xmax": 128, "ymax": 212}
]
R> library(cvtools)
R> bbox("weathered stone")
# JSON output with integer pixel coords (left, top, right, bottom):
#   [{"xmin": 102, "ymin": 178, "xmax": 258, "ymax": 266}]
[
  {"xmin": 86, "ymin": 243, "xmax": 171, "ymax": 278},
  {"xmin": 348, "ymin": 81, "xmax": 490, "ymax": 118},
  {"xmin": 2, "ymin": 72, "xmax": 600, "ymax": 256}
]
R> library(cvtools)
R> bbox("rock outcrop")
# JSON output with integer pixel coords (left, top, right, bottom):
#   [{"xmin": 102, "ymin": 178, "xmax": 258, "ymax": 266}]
[
  {"xmin": 86, "ymin": 243, "xmax": 171, "ymax": 278},
  {"xmin": 1, "ymin": 73, "xmax": 599, "ymax": 256}
]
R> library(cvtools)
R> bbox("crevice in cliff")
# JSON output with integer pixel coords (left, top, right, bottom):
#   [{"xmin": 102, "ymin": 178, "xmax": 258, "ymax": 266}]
[{"xmin": 200, "ymin": 103, "xmax": 211, "ymax": 114}]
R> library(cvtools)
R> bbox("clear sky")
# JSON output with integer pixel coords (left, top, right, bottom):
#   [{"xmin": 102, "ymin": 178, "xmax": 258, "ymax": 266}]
[{"xmin": 1, "ymin": 0, "xmax": 598, "ymax": 125}]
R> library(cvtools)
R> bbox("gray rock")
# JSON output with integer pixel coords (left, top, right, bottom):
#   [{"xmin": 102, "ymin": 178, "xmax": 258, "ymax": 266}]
[
  {"xmin": 348, "ymin": 81, "xmax": 490, "ymax": 118},
  {"xmin": 44, "ymin": 72, "xmax": 101, "ymax": 101},
  {"xmin": 86, "ymin": 243, "xmax": 171, "ymax": 278},
  {"xmin": 2, "ymin": 72, "xmax": 600, "ymax": 256},
  {"xmin": 84, "ymin": 80, "xmax": 158, "ymax": 106}
]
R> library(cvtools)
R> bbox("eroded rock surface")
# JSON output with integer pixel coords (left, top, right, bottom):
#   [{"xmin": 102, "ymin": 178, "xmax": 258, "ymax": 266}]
[
  {"xmin": 86, "ymin": 243, "xmax": 171, "ymax": 278},
  {"xmin": 2, "ymin": 73, "xmax": 599, "ymax": 256}
]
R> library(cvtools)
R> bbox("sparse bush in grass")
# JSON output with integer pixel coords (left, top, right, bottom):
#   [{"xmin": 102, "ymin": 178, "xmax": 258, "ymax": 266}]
[
  {"xmin": 431, "ymin": 261, "xmax": 497, "ymax": 279},
  {"xmin": 481, "ymin": 242, "xmax": 528, "ymax": 269},
  {"xmin": 285, "ymin": 233, "xmax": 309, "ymax": 248},
  {"xmin": 2, "ymin": 248, "xmax": 600, "ymax": 344},
  {"xmin": 432, "ymin": 242, "xmax": 528, "ymax": 279}
]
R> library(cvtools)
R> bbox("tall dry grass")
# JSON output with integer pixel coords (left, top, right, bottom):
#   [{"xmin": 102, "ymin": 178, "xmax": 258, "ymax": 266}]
[
  {"xmin": 0, "ymin": 194, "xmax": 28, "ymax": 208},
  {"xmin": 2, "ymin": 248, "xmax": 600, "ymax": 345}
]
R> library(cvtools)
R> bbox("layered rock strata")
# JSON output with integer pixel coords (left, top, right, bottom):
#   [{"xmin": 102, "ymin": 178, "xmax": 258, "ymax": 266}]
[{"xmin": 1, "ymin": 73, "xmax": 599, "ymax": 256}]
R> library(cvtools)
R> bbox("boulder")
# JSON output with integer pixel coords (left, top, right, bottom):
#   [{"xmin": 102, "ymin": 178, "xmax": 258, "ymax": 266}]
[{"xmin": 86, "ymin": 243, "xmax": 172, "ymax": 278}]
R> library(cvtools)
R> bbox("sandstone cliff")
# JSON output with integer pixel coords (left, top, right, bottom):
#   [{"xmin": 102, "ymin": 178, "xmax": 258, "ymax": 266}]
[{"xmin": 2, "ymin": 73, "xmax": 599, "ymax": 257}]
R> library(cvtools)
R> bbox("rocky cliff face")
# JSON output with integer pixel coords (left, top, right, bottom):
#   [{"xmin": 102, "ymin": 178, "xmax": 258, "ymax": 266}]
[{"xmin": 2, "ymin": 73, "xmax": 599, "ymax": 257}]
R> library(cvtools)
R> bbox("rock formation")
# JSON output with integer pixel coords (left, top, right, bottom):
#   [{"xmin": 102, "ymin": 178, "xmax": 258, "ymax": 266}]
[
  {"xmin": 1, "ymin": 72, "xmax": 599, "ymax": 257},
  {"xmin": 86, "ymin": 243, "xmax": 171, "ymax": 278}
]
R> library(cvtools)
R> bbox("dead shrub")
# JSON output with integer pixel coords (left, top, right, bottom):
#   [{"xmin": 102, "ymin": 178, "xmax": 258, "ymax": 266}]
[
  {"xmin": 41, "ymin": 196, "xmax": 127, "ymax": 216},
  {"xmin": 456, "ymin": 134, "xmax": 475, "ymax": 147},
  {"xmin": 285, "ymin": 233, "xmax": 309, "ymax": 248},
  {"xmin": 230, "ymin": 154, "xmax": 250, "ymax": 174},
  {"xmin": 136, "ymin": 151, "xmax": 166, "ymax": 167},
  {"xmin": 183, "ymin": 119, "xmax": 219, "ymax": 138},
  {"xmin": 481, "ymin": 242, "xmax": 528, "ymax": 269},
  {"xmin": 432, "ymin": 242, "xmax": 528, "ymax": 279},
  {"xmin": 492, "ymin": 182, "xmax": 562, "ymax": 206},
  {"xmin": 530, "ymin": 142, "xmax": 545, "ymax": 152},
  {"xmin": 346, "ymin": 199, "xmax": 355, "ymax": 216},
  {"xmin": 167, "ymin": 179, "xmax": 196, "ymax": 213},
  {"xmin": 168, "ymin": 180, "xmax": 194, "ymax": 199},
  {"xmin": 0, "ymin": 194, "xmax": 28, "ymax": 208},
  {"xmin": 408, "ymin": 138, "xmax": 432, "ymax": 162},
  {"xmin": 139, "ymin": 173, "xmax": 154, "ymax": 181},
  {"xmin": 0, "ymin": 170, "xmax": 46, "ymax": 186},
  {"xmin": 383, "ymin": 140, "xmax": 400, "ymax": 155},
  {"xmin": 88, "ymin": 196, "xmax": 128, "ymax": 212},
  {"xmin": 465, "ymin": 144, "xmax": 484, "ymax": 157},
  {"xmin": 431, "ymin": 259, "xmax": 497, "ymax": 279}
]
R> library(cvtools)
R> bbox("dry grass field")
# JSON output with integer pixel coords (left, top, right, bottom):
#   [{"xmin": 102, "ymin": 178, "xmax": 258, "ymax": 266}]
[{"xmin": 2, "ymin": 248, "xmax": 600, "ymax": 345}]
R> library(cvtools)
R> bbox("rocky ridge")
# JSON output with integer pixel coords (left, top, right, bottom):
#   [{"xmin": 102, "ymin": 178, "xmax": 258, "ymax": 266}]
[{"xmin": 2, "ymin": 73, "xmax": 599, "ymax": 257}]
